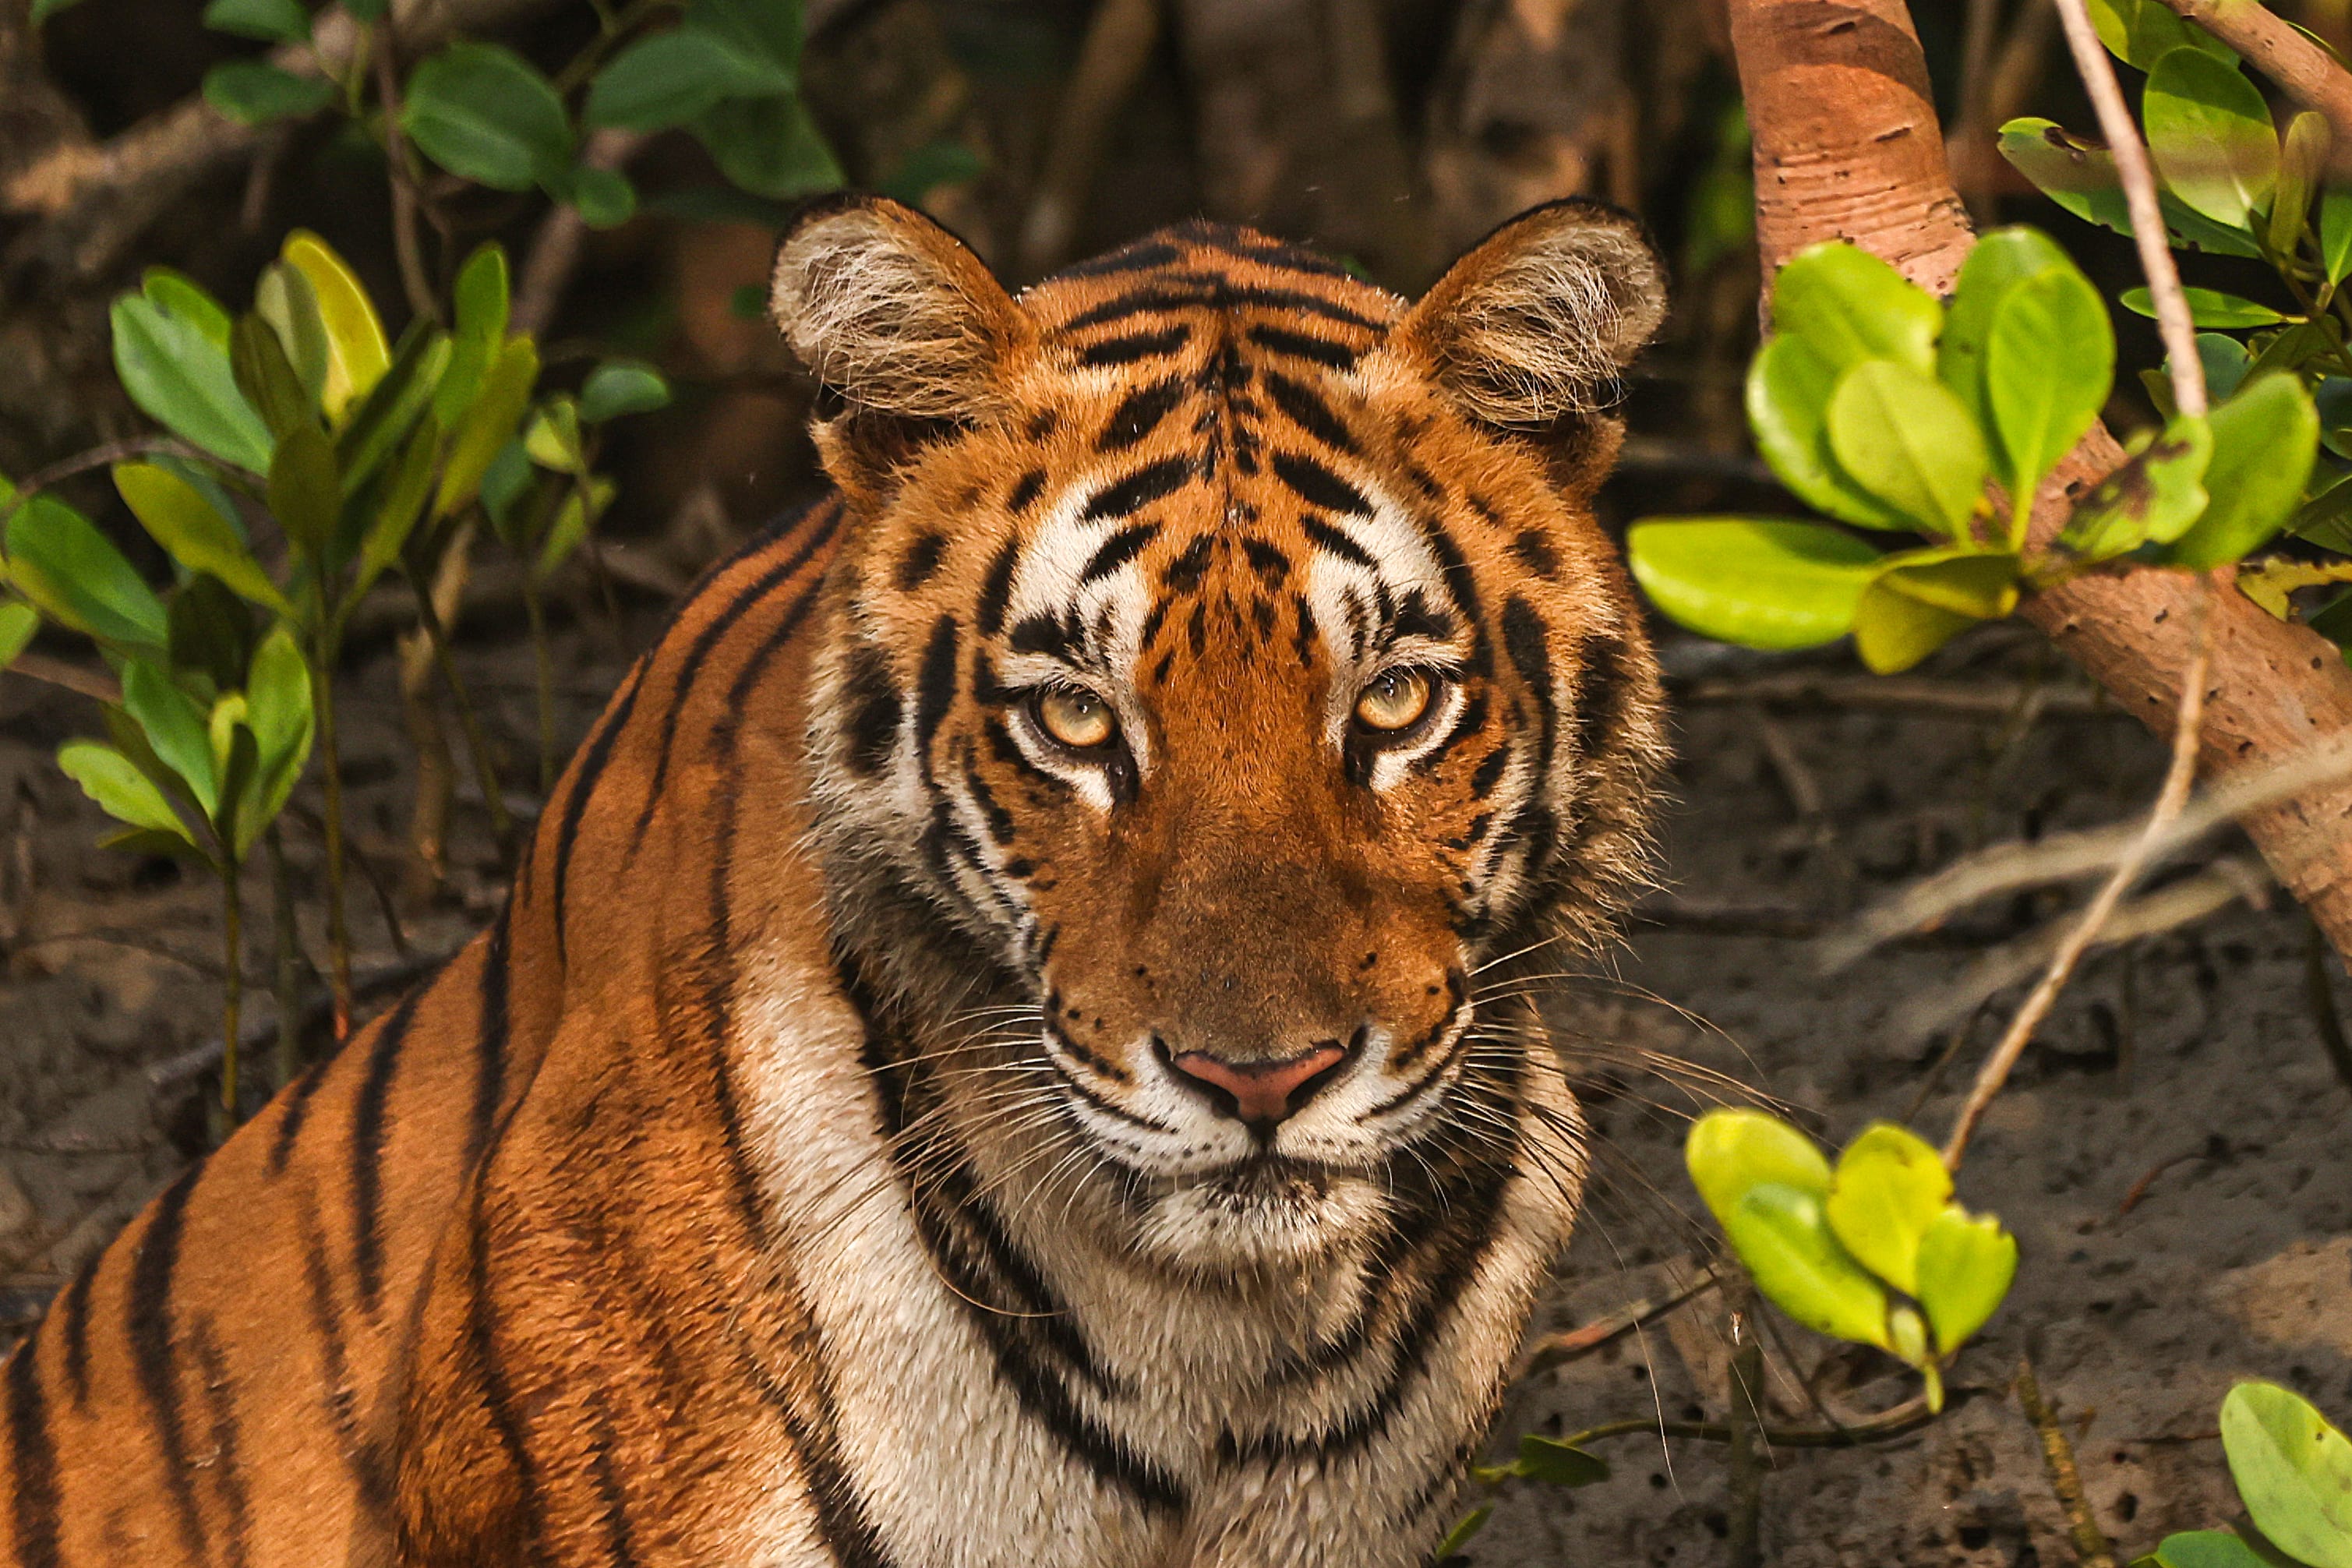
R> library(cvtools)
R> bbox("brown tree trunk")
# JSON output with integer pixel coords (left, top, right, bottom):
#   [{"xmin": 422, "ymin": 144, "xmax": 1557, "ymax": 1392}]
[{"xmin": 1726, "ymin": 0, "xmax": 2352, "ymax": 955}]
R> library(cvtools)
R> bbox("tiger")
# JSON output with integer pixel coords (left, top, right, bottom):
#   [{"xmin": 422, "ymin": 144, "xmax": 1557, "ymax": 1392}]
[{"xmin": 0, "ymin": 192, "xmax": 1669, "ymax": 1567}]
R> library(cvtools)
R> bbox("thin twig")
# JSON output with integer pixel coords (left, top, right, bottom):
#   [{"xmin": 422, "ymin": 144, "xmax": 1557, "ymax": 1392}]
[
  {"xmin": 373, "ymin": 14, "xmax": 442, "ymax": 327},
  {"xmin": 2015, "ymin": 1358, "xmax": 2120, "ymax": 1568},
  {"xmin": 1944, "ymin": 594, "xmax": 2213, "ymax": 1167},
  {"xmin": 1725, "ymin": 1290, "xmax": 1767, "ymax": 1568},
  {"xmin": 3, "ymin": 654, "xmax": 119, "ymax": 705},
  {"xmin": 1519, "ymin": 1266, "xmax": 1723, "ymax": 1376},
  {"xmin": 1549, "ymin": 1386, "xmax": 1980, "ymax": 1453},
  {"xmin": 2052, "ymin": 0, "xmax": 2207, "ymax": 416},
  {"xmin": 2, "ymin": 436, "xmax": 214, "ymax": 515}
]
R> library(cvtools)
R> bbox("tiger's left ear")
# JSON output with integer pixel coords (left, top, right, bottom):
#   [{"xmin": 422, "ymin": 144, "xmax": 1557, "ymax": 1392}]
[
  {"xmin": 1393, "ymin": 200, "xmax": 1665, "ymax": 479},
  {"xmin": 771, "ymin": 193, "xmax": 1033, "ymax": 498}
]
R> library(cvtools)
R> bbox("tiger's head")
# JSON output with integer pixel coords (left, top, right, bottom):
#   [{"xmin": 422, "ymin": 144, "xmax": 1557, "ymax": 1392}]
[{"xmin": 772, "ymin": 196, "xmax": 1669, "ymax": 1269}]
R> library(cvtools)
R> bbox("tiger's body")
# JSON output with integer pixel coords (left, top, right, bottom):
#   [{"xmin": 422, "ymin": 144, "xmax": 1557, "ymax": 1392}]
[{"xmin": 1, "ymin": 197, "xmax": 1669, "ymax": 1567}]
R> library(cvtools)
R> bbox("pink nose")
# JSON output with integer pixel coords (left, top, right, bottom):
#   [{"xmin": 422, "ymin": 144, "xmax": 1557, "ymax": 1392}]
[{"xmin": 1169, "ymin": 1044, "xmax": 1348, "ymax": 1125}]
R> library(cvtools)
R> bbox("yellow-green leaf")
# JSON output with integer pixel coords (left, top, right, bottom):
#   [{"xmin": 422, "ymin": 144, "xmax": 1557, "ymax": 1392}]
[
  {"xmin": 1827, "ymin": 362, "xmax": 1991, "ymax": 538},
  {"xmin": 1748, "ymin": 335, "xmax": 1908, "ymax": 529},
  {"xmin": 284, "ymin": 230, "xmax": 390, "ymax": 422},
  {"xmin": 1686, "ymin": 1107, "xmax": 1832, "ymax": 1229},
  {"xmin": 58, "ymin": 739, "xmax": 192, "ymax": 842},
  {"xmin": 1824, "ymin": 1122, "xmax": 1952, "ymax": 1297},
  {"xmin": 1725, "ymin": 1183, "xmax": 1892, "ymax": 1349},
  {"xmin": 2221, "ymin": 1383, "xmax": 2352, "ymax": 1568},
  {"xmin": 434, "ymin": 337, "xmax": 539, "ymax": 520},
  {"xmin": 2167, "ymin": 373, "xmax": 2319, "ymax": 568},
  {"xmin": 1627, "ymin": 518, "xmax": 1884, "ymax": 651},
  {"xmin": 114, "ymin": 461, "xmax": 291, "ymax": 616},
  {"xmin": 1770, "ymin": 242, "xmax": 1941, "ymax": 375},
  {"xmin": 1852, "ymin": 548, "xmax": 2020, "ymax": 674},
  {"xmin": 1914, "ymin": 1206, "xmax": 2018, "ymax": 1355}
]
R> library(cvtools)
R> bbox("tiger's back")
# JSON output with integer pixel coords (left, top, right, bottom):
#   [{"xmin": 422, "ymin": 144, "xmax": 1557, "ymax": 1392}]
[{"xmin": 2, "ymin": 196, "xmax": 1669, "ymax": 1567}]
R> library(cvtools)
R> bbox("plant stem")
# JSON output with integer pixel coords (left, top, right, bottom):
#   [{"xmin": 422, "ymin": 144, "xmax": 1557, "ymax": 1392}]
[
  {"xmin": 372, "ymin": 17, "xmax": 441, "ymax": 327},
  {"xmin": 2304, "ymin": 918, "xmax": 2352, "ymax": 1100},
  {"xmin": 1943, "ymin": 590, "xmax": 2213, "ymax": 1167},
  {"xmin": 310, "ymin": 628, "xmax": 355, "ymax": 1040},
  {"xmin": 403, "ymin": 565, "xmax": 516, "ymax": 859},
  {"xmin": 218, "ymin": 856, "xmax": 243, "ymax": 1142},
  {"xmin": 2051, "ymin": 0, "xmax": 2208, "ymax": 417},
  {"xmin": 267, "ymin": 825, "xmax": 303, "ymax": 1091},
  {"xmin": 2015, "ymin": 1358, "xmax": 2119, "ymax": 1568},
  {"xmin": 1726, "ymin": 1302, "xmax": 1768, "ymax": 1568},
  {"xmin": 523, "ymin": 574, "xmax": 556, "ymax": 794}
]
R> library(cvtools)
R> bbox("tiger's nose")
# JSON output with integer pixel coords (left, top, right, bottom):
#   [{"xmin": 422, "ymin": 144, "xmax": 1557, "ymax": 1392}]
[{"xmin": 1168, "ymin": 1043, "xmax": 1349, "ymax": 1125}]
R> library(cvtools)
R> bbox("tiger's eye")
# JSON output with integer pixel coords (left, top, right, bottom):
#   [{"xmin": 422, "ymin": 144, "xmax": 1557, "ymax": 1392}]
[
  {"xmin": 1037, "ymin": 687, "xmax": 1117, "ymax": 750},
  {"xmin": 1354, "ymin": 669, "xmax": 1433, "ymax": 733}
]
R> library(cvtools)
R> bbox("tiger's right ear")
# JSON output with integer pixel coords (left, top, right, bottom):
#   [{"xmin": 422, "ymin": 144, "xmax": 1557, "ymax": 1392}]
[{"xmin": 770, "ymin": 194, "xmax": 1032, "ymax": 498}]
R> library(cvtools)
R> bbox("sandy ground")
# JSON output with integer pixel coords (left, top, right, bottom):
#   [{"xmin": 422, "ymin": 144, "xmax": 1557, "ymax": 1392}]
[{"xmin": 2, "ymin": 601, "xmax": 2347, "ymax": 1566}]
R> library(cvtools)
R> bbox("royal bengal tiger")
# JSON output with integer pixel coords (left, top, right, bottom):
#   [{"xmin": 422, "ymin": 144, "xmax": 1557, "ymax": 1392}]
[{"xmin": 0, "ymin": 193, "xmax": 1669, "ymax": 1566}]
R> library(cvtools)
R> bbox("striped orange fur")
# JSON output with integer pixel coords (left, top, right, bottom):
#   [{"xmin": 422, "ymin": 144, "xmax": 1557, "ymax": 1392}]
[{"xmin": 2, "ymin": 195, "xmax": 1669, "ymax": 1567}]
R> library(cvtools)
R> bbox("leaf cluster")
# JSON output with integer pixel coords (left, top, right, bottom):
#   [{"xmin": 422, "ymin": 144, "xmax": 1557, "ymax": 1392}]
[{"xmin": 2139, "ymin": 1383, "xmax": 2352, "ymax": 1568}]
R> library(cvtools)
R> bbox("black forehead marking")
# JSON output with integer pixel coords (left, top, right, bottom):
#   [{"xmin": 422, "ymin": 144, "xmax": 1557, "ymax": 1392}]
[
  {"xmin": 1300, "ymin": 514, "xmax": 1376, "ymax": 570},
  {"xmin": 1081, "ymin": 521, "xmax": 1161, "ymax": 583},
  {"xmin": 1260, "ymin": 369, "xmax": 1358, "ymax": 455},
  {"xmin": 1097, "ymin": 376, "xmax": 1189, "ymax": 453},
  {"xmin": 1082, "ymin": 455, "xmax": 1193, "ymax": 523},
  {"xmin": 976, "ymin": 539, "xmax": 1020, "ymax": 637},
  {"xmin": 1272, "ymin": 450, "xmax": 1372, "ymax": 517},
  {"xmin": 1008, "ymin": 469, "xmax": 1047, "ymax": 514},
  {"xmin": 1076, "ymin": 324, "xmax": 1191, "ymax": 368},
  {"xmin": 1247, "ymin": 324, "xmax": 1361, "ymax": 370},
  {"xmin": 1163, "ymin": 535, "xmax": 1215, "ymax": 594},
  {"xmin": 1512, "ymin": 527, "xmax": 1561, "ymax": 580}
]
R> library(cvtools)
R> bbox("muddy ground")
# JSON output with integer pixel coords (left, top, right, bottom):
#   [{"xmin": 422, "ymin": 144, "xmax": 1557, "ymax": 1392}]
[{"xmin": 1, "ymin": 567, "xmax": 2345, "ymax": 1565}]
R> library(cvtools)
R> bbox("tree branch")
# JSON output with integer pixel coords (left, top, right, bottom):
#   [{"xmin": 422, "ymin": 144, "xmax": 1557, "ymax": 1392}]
[{"xmin": 2155, "ymin": 0, "xmax": 2352, "ymax": 162}]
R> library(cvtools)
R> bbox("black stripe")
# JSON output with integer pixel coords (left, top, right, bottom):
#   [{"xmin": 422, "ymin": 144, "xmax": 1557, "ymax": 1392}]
[
  {"xmin": 3, "ymin": 1335, "xmax": 62, "ymax": 1568},
  {"xmin": 913, "ymin": 617, "xmax": 959, "ymax": 757},
  {"xmin": 1051, "ymin": 238, "xmax": 1184, "ymax": 279},
  {"xmin": 351, "ymin": 987, "xmax": 426, "ymax": 1315},
  {"xmin": 461, "ymin": 1193, "xmax": 547, "ymax": 1547},
  {"xmin": 1247, "ymin": 324, "xmax": 1361, "ymax": 369},
  {"xmin": 1272, "ymin": 450, "xmax": 1372, "ymax": 516},
  {"xmin": 125, "ymin": 1165, "xmax": 206, "ymax": 1561},
  {"xmin": 1301, "ymin": 514, "xmax": 1376, "ymax": 570},
  {"xmin": 1511, "ymin": 527, "xmax": 1560, "ymax": 579},
  {"xmin": 587, "ymin": 1401, "xmax": 643, "ymax": 1568},
  {"xmin": 895, "ymin": 531, "xmax": 948, "ymax": 592},
  {"xmin": 1061, "ymin": 282, "xmax": 1382, "ymax": 333},
  {"xmin": 1006, "ymin": 469, "xmax": 1047, "ymax": 515},
  {"xmin": 554, "ymin": 658, "xmax": 646, "ymax": 960},
  {"xmin": 1081, "ymin": 456, "xmax": 1192, "ymax": 523},
  {"xmin": 1414, "ymin": 692, "xmax": 1489, "ymax": 775},
  {"xmin": 295, "ymin": 1201, "xmax": 390, "ymax": 1510},
  {"xmin": 623, "ymin": 500, "xmax": 844, "ymax": 860},
  {"xmin": 976, "ymin": 539, "xmax": 1021, "ymax": 637},
  {"xmin": 466, "ymin": 912, "xmax": 513, "ymax": 1175},
  {"xmin": 55, "ymin": 1261, "xmax": 94, "ymax": 1408},
  {"xmin": 1096, "ymin": 376, "xmax": 1187, "ymax": 451},
  {"xmin": 1075, "ymin": 325, "xmax": 1189, "ymax": 367},
  {"xmin": 840, "ymin": 643, "xmax": 903, "ymax": 777},
  {"xmin": 267, "ymin": 1051, "xmax": 334, "ymax": 1175},
  {"xmin": 1261, "ymin": 369, "xmax": 1358, "ymax": 454},
  {"xmin": 1418, "ymin": 514, "xmax": 1489, "ymax": 676},
  {"xmin": 1574, "ymin": 634, "xmax": 1631, "ymax": 765},
  {"xmin": 1081, "ymin": 521, "xmax": 1160, "ymax": 584}
]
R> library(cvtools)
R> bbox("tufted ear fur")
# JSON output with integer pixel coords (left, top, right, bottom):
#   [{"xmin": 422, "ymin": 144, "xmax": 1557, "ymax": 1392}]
[
  {"xmin": 1393, "ymin": 200, "xmax": 1665, "ymax": 479},
  {"xmin": 770, "ymin": 194, "xmax": 1031, "ymax": 496}
]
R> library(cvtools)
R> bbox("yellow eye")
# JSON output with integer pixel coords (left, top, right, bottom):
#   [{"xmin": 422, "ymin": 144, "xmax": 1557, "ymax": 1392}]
[
  {"xmin": 1036, "ymin": 687, "xmax": 1117, "ymax": 750},
  {"xmin": 1355, "ymin": 669, "xmax": 1434, "ymax": 733}
]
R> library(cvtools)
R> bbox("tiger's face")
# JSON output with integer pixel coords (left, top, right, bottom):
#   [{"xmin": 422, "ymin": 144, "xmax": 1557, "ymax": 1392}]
[{"xmin": 775, "ymin": 200, "xmax": 1668, "ymax": 1267}]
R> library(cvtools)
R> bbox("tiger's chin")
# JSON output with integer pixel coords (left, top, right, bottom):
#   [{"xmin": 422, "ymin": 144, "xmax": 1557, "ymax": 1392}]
[{"xmin": 1129, "ymin": 1153, "xmax": 1390, "ymax": 1273}]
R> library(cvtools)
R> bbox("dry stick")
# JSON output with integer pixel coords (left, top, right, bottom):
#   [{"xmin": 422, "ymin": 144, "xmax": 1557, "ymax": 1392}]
[
  {"xmin": 2051, "ymin": 0, "xmax": 2207, "ymax": 417},
  {"xmin": 1725, "ymin": 1293, "xmax": 1768, "ymax": 1568},
  {"xmin": 1943, "ymin": 600, "xmax": 2213, "ymax": 1168},
  {"xmin": 2153, "ymin": 0, "xmax": 2352, "ymax": 160},
  {"xmin": 1015, "ymin": 0, "xmax": 1162, "ymax": 277},
  {"xmin": 402, "ymin": 565, "xmax": 517, "ymax": 860},
  {"xmin": 373, "ymin": 17, "xmax": 442, "ymax": 327},
  {"xmin": 2015, "ymin": 1358, "xmax": 2120, "ymax": 1568}
]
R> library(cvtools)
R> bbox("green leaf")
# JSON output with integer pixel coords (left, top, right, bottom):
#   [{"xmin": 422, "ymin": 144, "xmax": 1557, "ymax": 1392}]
[
  {"xmin": 561, "ymin": 164, "xmax": 637, "ymax": 229},
  {"xmin": 2200, "ymin": 334, "xmax": 2253, "ymax": 403},
  {"xmin": 1431, "ymin": 1507, "xmax": 1491, "ymax": 1560},
  {"xmin": 58, "ymin": 740, "xmax": 196, "ymax": 845},
  {"xmin": 2144, "ymin": 48, "xmax": 2279, "ymax": 228},
  {"xmin": 878, "ymin": 138, "xmax": 986, "ymax": 204},
  {"xmin": 167, "ymin": 574, "xmax": 254, "ymax": 690},
  {"xmin": 2061, "ymin": 415, "xmax": 2213, "ymax": 558},
  {"xmin": 1725, "ymin": 1183, "xmax": 1892, "ymax": 1349},
  {"xmin": 2325, "ymin": 189, "xmax": 2352, "ymax": 284},
  {"xmin": 1824, "ymin": 1122, "xmax": 1951, "ymax": 1298},
  {"xmin": 336, "ymin": 327, "xmax": 450, "ymax": 498},
  {"xmin": 579, "ymin": 360, "xmax": 672, "ymax": 422},
  {"xmin": 584, "ymin": 29, "xmax": 792, "ymax": 131},
  {"xmin": 1940, "ymin": 227, "xmax": 2072, "ymax": 447},
  {"xmin": 230, "ymin": 313, "xmax": 317, "ymax": 445},
  {"xmin": 121, "ymin": 659, "xmax": 217, "ymax": 815},
  {"xmin": 201, "ymin": 0, "xmax": 309, "ymax": 41},
  {"xmin": 1997, "ymin": 118, "xmax": 2263, "ymax": 258},
  {"xmin": 140, "ymin": 269, "xmax": 232, "ymax": 350},
  {"xmin": 2151, "ymin": 1532, "xmax": 2280, "ymax": 1568},
  {"xmin": 2221, "ymin": 1383, "xmax": 2352, "ymax": 1567},
  {"xmin": 436, "ymin": 337, "xmax": 540, "ymax": 520},
  {"xmin": 31, "ymin": 0, "xmax": 89, "ymax": 23},
  {"xmin": 1913, "ymin": 1206, "xmax": 2018, "ymax": 1356},
  {"xmin": 267, "ymin": 423, "xmax": 341, "ymax": 558},
  {"xmin": 431, "ymin": 243, "xmax": 510, "ymax": 428},
  {"xmin": 687, "ymin": 0, "xmax": 805, "ymax": 74},
  {"xmin": 0, "ymin": 602, "xmax": 37, "ymax": 669},
  {"xmin": 110, "ymin": 293, "xmax": 274, "ymax": 472},
  {"xmin": 535, "ymin": 477, "xmax": 613, "ymax": 581},
  {"xmin": 2087, "ymin": 0, "xmax": 2237, "ymax": 67},
  {"xmin": 1852, "ymin": 548, "xmax": 2020, "ymax": 674},
  {"xmin": 6, "ymin": 497, "xmax": 168, "ymax": 652},
  {"xmin": 114, "ymin": 461, "xmax": 291, "ymax": 616},
  {"xmin": 253, "ymin": 262, "xmax": 330, "ymax": 410},
  {"xmin": 1827, "ymin": 362, "xmax": 1990, "ymax": 538},
  {"xmin": 354, "ymin": 417, "xmax": 440, "ymax": 606},
  {"xmin": 2273, "ymin": 112, "xmax": 2328, "ymax": 256},
  {"xmin": 283, "ymin": 231, "xmax": 389, "ymax": 425},
  {"xmin": 1985, "ymin": 263, "xmax": 2113, "ymax": 521},
  {"xmin": 692, "ymin": 92, "xmax": 842, "ymax": 199},
  {"xmin": 202, "ymin": 60, "xmax": 335, "ymax": 125},
  {"xmin": 401, "ymin": 43, "xmax": 574, "ymax": 193},
  {"xmin": 2121, "ymin": 287, "xmax": 2291, "ymax": 330},
  {"xmin": 237, "ymin": 625, "xmax": 313, "ymax": 857},
  {"xmin": 1685, "ymin": 1107, "xmax": 1832, "ymax": 1229},
  {"xmin": 1513, "ymin": 1435, "xmax": 1609, "ymax": 1487},
  {"xmin": 524, "ymin": 396, "xmax": 585, "ymax": 474},
  {"xmin": 1626, "ymin": 518, "xmax": 1884, "ymax": 650},
  {"xmin": 479, "ymin": 440, "xmax": 534, "ymax": 534},
  {"xmin": 1770, "ymin": 242, "xmax": 1939, "ymax": 376},
  {"xmin": 2167, "ymin": 374, "xmax": 2320, "ymax": 568},
  {"xmin": 1747, "ymin": 336, "xmax": 1906, "ymax": 529}
]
